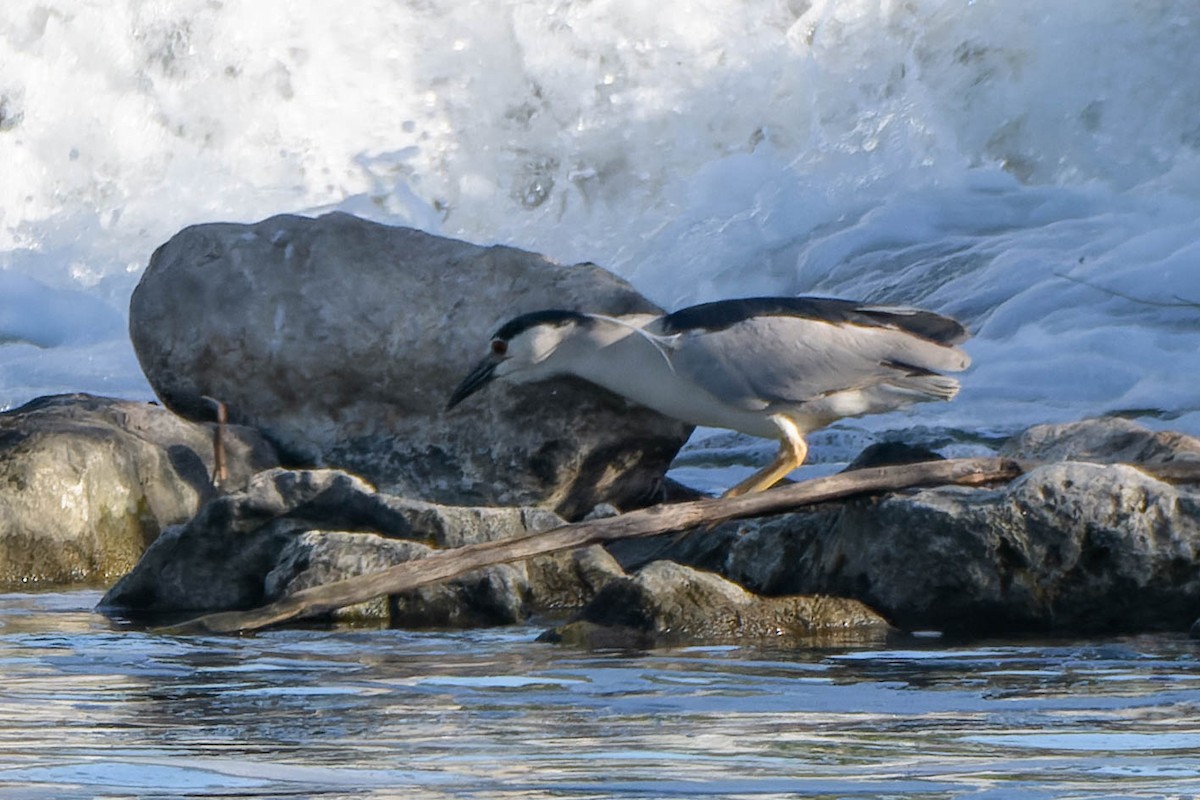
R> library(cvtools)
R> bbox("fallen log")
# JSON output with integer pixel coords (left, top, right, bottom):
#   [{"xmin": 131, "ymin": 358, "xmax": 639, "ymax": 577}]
[{"xmin": 159, "ymin": 456, "xmax": 1024, "ymax": 635}]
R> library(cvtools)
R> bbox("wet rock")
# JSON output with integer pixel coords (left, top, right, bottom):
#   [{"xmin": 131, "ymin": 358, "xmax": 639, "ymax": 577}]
[
  {"xmin": 129, "ymin": 212, "xmax": 691, "ymax": 519},
  {"xmin": 542, "ymin": 560, "xmax": 891, "ymax": 648},
  {"xmin": 0, "ymin": 393, "xmax": 278, "ymax": 588},
  {"xmin": 100, "ymin": 467, "xmax": 620, "ymax": 627}
]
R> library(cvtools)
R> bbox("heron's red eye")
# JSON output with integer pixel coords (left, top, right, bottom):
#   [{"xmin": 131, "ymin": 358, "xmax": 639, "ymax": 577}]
[{"xmin": 491, "ymin": 339, "xmax": 508, "ymax": 356}]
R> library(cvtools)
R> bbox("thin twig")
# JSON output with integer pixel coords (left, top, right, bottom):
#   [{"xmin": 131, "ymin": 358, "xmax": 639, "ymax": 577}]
[{"xmin": 200, "ymin": 396, "xmax": 229, "ymax": 490}]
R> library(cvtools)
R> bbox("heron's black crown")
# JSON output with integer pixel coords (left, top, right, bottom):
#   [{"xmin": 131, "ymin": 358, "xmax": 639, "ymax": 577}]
[{"xmin": 493, "ymin": 309, "xmax": 592, "ymax": 341}]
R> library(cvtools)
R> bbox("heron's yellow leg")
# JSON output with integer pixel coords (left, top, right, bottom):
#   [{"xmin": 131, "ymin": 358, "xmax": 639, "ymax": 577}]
[{"xmin": 722, "ymin": 415, "xmax": 809, "ymax": 498}]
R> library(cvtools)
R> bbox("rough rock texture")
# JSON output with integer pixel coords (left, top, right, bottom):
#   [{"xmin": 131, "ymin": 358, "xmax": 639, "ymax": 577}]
[
  {"xmin": 523, "ymin": 543, "xmax": 627, "ymax": 612},
  {"xmin": 542, "ymin": 560, "xmax": 890, "ymax": 648},
  {"xmin": 1002, "ymin": 417, "xmax": 1200, "ymax": 466},
  {"xmin": 265, "ymin": 531, "xmax": 524, "ymax": 625},
  {"xmin": 94, "ymin": 413, "xmax": 1200, "ymax": 638},
  {"xmin": 99, "ymin": 467, "xmax": 621, "ymax": 626},
  {"xmin": 264, "ymin": 529, "xmax": 623, "ymax": 626},
  {"xmin": 129, "ymin": 212, "xmax": 692, "ymax": 518},
  {"xmin": 0, "ymin": 393, "xmax": 278, "ymax": 588},
  {"xmin": 613, "ymin": 419, "xmax": 1200, "ymax": 636},
  {"xmin": 790, "ymin": 462, "xmax": 1200, "ymax": 633}
]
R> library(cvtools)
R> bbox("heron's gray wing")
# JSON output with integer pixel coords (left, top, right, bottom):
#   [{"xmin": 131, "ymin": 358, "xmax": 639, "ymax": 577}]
[
  {"xmin": 659, "ymin": 297, "xmax": 971, "ymax": 345},
  {"xmin": 659, "ymin": 313, "xmax": 968, "ymax": 411}
]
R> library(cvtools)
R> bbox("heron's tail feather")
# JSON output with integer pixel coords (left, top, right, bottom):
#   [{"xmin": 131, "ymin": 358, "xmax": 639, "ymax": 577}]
[
  {"xmin": 897, "ymin": 374, "xmax": 960, "ymax": 401},
  {"xmin": 882, "ymin": 333, "xmax": 971, "ymax": 373},
  {"xmin": 880, "ymin": 360, "xmax": 961, "ymax": 400}
]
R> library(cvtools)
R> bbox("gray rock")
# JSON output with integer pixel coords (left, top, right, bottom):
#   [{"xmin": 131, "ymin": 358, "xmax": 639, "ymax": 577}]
[
  {"xmin": 1001, "ymin": 417, "xmax": 1200, "ymax": 466},
  {"xmin": 265, "ymin": 529, "xmax": 620, "ymax": 626},
  {"xmin": 99, "ymin": 467, "xmax": 621, "ymax": 627},
  {"xmin": 94, "ymin": 408, "xmax": 1200, "ymax": 637},
  {"xmin": 389, "ymin": 558, "xmax": 532, "ymax": 628},
  {"xmin": 0, "ymin": 393, "xmax": 277, "ymax": 588},
  {"xmin": 265, "ymin": 530, "xmax": 531, "ymax": 626},
  {"xmin": 99, "ymin": 517, "xmax": 302, "ymax": 614},
  {"xmin": 524, "ymin": 545, "xmax": 627, "ymax": 612},
  {"xmin": 542, "ymin": 560, "xmax": 890, "ymax": 648},
  {"xmin": 129, "ymin": 212, "xmax": 691, "ymax": 518},
  {"xmin": 264, "ymin": 531, "xmax": 434, "ymax": 621},
  {"xmin": 100, "ymin": 468, "xmax": 422, "ymax": 614},
  {"xmin": 604, "ymin": 418, "xmax": 1200, "ymax": 636},
  {"xmin": 382, "ymin": 496, "xmax": 565, "ymax": 548},
  {"xmin": 631, "ymin": 461, "xmax": 1200, "ymax": 635}
]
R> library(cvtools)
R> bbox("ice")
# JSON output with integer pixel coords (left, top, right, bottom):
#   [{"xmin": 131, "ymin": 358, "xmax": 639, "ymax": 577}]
[{"xmin": 1, "ymin": 0, "xmax": 1197, "ymax": 460}]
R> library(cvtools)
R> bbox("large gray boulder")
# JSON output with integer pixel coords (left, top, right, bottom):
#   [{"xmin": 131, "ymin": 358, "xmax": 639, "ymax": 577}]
[
  {"xmin": 129, "ymin": 213, "xmax": 692, "ymax": 518},
  {"xmin": 612, "ymin": 418, "xmax": 1200, "ymax": 635},
  {"xmin": 99, "ymin": 467, "xmax": 622, "ymax": 626},
  {"xmin": 0, "ymin": 393, "xmax": 278, "ymax": 588}
]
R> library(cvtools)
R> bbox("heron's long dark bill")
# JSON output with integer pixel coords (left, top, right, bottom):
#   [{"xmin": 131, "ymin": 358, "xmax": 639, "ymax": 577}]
[{"xmin": 446, "ymin": 357, "xmax": 498, "ymax": 410}]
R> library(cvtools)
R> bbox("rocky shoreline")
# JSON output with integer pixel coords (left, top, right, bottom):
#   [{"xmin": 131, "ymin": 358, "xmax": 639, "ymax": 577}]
[{"xmin": 3, "ymin": 213, "xmax": 1198, "ymax": 645}]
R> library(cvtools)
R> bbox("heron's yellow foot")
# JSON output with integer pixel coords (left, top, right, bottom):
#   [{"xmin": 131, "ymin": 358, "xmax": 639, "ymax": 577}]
[{"xmin": 721, "ymin": 415, "xmax": 809, "ymax": 498}]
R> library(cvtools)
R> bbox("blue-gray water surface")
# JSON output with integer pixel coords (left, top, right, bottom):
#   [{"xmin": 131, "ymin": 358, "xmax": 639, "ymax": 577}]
[{"xmin": 1, "ymin": 591, "xmax": 1199, "ymax": 799}]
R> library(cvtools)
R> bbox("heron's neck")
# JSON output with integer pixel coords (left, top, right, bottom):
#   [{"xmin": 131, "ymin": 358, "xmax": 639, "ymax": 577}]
[
  {"xmin": 564, "ymin": 317, "xmax": 682, "ymax": 411},
  {"xmin": 554, "ymin": 314, "xmax": 779, "ymax": 439}
]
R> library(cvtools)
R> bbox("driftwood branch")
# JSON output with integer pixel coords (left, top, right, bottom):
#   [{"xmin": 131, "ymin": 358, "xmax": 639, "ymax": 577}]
[{"xmin": 160, "ymin": 456, "xmax": 1023, "ymax": 636}]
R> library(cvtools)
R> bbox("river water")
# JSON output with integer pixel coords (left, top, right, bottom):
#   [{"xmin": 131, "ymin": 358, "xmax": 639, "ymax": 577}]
[{"xmin": 1, "ymin": 591, "xmax": 1198, "ymax": 799}]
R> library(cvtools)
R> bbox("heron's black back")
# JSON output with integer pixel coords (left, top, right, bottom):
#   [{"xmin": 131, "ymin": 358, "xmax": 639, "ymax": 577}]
[{"xmin": 658, "ymin": 297, "xmax": 968, "ymax": 345}]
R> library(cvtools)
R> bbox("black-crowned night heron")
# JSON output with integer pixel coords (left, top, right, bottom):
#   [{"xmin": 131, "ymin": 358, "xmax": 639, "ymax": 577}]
[{"xmin": 447, "ymin": 296, "xmax": 970, "ymax": 497}]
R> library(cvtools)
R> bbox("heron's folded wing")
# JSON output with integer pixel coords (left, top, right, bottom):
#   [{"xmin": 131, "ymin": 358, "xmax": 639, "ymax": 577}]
[{"xmin": 665, "ymin": 314, "xmax": 968, "ymax": 410}]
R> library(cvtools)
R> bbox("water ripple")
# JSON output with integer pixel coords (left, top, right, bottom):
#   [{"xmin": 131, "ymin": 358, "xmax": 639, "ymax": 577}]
[{"xmin": 1, "ymin": 591, "xmax": 1199, "ymax": 798}]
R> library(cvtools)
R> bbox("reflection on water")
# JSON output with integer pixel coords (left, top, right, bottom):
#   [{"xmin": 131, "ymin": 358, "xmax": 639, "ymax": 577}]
[{"xmin": 1, "ymin": 591, "xmax": 1199, "ymax": 799}]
